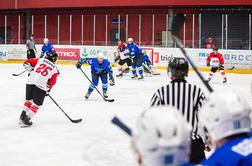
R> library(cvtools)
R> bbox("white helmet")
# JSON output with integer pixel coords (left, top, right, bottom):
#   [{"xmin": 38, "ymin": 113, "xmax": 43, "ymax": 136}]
[
  {"xmin": 133, "ymin": 107, "xmax": 191, "ymax": 166},
  {"xmin": 127, "ymin": 38, "xmax": 134, "ymax": 43},
  {"xmin": 44, "ymin": 38, "xmax": 49, "ymax": 43},
  {"xmin": 97, "ymin": 52, "xmax": 105, "ymax": 59},
  {"xmin": 199, "ymin": 91, "xmax": 251, "ymax": 142}
]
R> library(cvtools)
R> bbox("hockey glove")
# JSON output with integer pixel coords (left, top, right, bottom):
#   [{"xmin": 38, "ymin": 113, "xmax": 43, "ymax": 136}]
[
  {"xmin": 206, "ymin": 62, "xmax": 210, "ymax": 67},
  {"xmin": 23, "ymin": 62, "xmax": 33, "ymax": 73},
  {"xmin": 76, "ymin": 61, "xmax": 82, "ymax": 69},
  {"xmin": 109, "ymin": 77, "xmax": 115, "ymax": 86},
  {"xmin": 45, "ymin": 89, "xmax": 51, "ymax": 96},
  {"xmin": 219, "ymin": 65, "xmax": 224, "ymax": 70}
]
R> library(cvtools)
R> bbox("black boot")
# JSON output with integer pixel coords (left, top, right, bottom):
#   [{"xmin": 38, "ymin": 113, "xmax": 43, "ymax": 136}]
[
  {"xmin": 223, "ymin": 78, "xmax": 227, "ymax": 83},
  {"xmin": 19, "ymin": 111, "xmax": 33, "ymax": 127},
  {"xmin": 138, "ymin": 75, "xmax": 144, "ymax": 80},
  {"xmin": 85, "ymin": 92, "xmax": 91, "ymax": 100},
  {"xmin": 131, "ymin": 74, "xmax": 138, "ymax": 79},
  {"xmin": 103, "ymin": 92, "xmax": 108, "ymax": 98}
]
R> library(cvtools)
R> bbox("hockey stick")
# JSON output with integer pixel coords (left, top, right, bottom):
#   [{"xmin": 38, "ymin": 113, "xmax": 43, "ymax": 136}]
[
  {"xmin": 227, "ymin": 66, "xmax": 235, "ymax": 70},
  {"xmin": 111, "ymin": 116, "xmax": 132, "ymax": 136},
  {"xmin": 12, "ymin": 70, "xmax": 27, "ymax": 76},
  {"xmin": 79, "ymin": 68, "xmax": 115, "ymax": 102},
  {"xmin": 171, "ymin": 13, "xmax": 214, "ymax": 93},
  {"xmin": 48, "ymin": 95, "xmax": 82, "ymax": 123}
]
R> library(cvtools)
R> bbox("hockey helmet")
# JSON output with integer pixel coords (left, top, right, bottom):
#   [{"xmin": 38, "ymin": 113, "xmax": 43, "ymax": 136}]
[
  {"xmin": 44, "ymin": 38, "xmax": 49, "ymax": 44},
  {"xmin": 132, "ymin": 106, "xmax": 191, "ymax": 166},
  {"xmin": 127, "ymin": 38, "xmax": 134, "ymax": 43},
  {"xmin": 167, "ymin": 57, "xmax": 189, "ymax": 78},
  {"xmin": 199, "ymin": 91, "xmax": 251, "ymax": 142},
  {"xmin": 45, "ymin": 51, "xmax": 58, "ymax": 63}
]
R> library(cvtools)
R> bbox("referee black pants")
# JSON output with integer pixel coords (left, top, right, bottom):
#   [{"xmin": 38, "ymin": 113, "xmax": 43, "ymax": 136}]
[
  {"xmin": 27, "ymin": 49, "xmax": 36, "ymax": 59},
  {"xmin": 190, "ymin": 137, "xmax": 206, "ymax": 164}
]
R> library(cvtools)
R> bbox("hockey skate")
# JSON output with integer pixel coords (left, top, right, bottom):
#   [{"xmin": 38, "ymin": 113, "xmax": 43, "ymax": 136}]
[
  {"xmin": 131, "ymin": 74, "xmax": 138, "ymax": 79},
  {"xmin": 223, "ymin": 78, "xmax": 227, "ymax": 83},
  {"xmin": 138, "ymin": 75, "xmax": 144, "ymax": 80},
  {"xmin": 85, "ymin": 92, "xmax": 91, "ymax": 100},
  {"xmin": 103, "ymin": 92, "xmax": 108, "ymax": 98},
  {"xmin": 19, "ymin": 111, "xmax": 33, "ymax": 127}
]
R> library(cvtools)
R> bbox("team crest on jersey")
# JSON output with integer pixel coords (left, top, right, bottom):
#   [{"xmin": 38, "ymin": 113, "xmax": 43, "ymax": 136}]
[{"xmin": 232, "ymin": 138, "xmax": 252, "ymax": 156}]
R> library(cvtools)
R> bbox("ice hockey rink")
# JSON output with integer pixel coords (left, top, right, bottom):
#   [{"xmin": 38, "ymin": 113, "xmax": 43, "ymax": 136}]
[{"xmin": 0, "ymin": 64, "xmax": 251, "ymax": 166}]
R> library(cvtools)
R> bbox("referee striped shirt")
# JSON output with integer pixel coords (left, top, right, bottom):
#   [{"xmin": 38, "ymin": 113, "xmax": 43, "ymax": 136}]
[{"xmin": 150, "ymin": 79, "xmax": 205, "ymax": 140}]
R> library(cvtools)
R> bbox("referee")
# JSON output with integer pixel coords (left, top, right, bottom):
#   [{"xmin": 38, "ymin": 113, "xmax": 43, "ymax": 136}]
[
  {"xmin": 150, "ymin": 57, "xmax": 206, "ymax": 164},
  {"xmin": 26, "ymin": 34, "xmax": 37, "ymax": 59}
]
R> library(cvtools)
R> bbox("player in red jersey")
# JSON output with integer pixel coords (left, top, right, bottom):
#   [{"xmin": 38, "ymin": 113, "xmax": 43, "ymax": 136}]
[
  {"xmin": 19, "ymin": 51, "xmax": 59, "ymax": 127},
  {"xmin": 206, "ymin": 47, "xmax": 227, "ymax": 83}
]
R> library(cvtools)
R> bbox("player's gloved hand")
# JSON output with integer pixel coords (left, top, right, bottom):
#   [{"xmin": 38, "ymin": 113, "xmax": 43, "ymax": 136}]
[
  {"xmin": 219, "ymin": 65, "xmax": 224, "ymax": 70},
  {"xmin": 76, "ymin": 61, "xmax": 82, "ymax": 69},
  {"xmin": 46, "ymin": 89, "xmax": 51, "ymax": 96},
  {"xmin": 109, "ymin": 77, "xmax": 115, "ymax": 86},
  {"xmin": 207, "ymin": 62, "xmax": 210, "ymax": 67},
  {"xmin": 23, "ymin": 62, "xmax": 33, "ymax": 73}
]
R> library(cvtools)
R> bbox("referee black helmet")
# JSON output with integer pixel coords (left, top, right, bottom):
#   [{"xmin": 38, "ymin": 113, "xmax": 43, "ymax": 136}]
[{"xmin": 168, "ymin": 57, "xmax": 189, "ymax": 78}]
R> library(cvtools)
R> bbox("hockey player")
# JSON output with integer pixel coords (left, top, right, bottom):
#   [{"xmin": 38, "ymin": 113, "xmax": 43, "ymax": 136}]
[
  {"xmin": 206, "ymin": 47, "xmax": 227, "ymax": 83},
  {"xmin": 150, "ymin": 57, "xmax": 206, "ymax": 164},
  {"xmin": 132, "ymin": 106, "xmax": 192, "ymax": 166},
  {"xmin": 76, "ymin": 52, "xmax": 115, "ymax": 99},
  {"xmin": 19, "ymin": 51, "xmax": 59, "ymax": 127},
  {"xmin": 127, "ymin": 38, "xmax": 144, "ymax": 79},
  {"xmin": 115, "ymin": 42, "xmax": 132, "ymax": 77},
  {"xmin": 142, "ymin": 49, "xmax": 153, "ymax": 74},
  {"xmin": 199, "ymin": 91, "xmax": 252, "ymax": 165},
  {"xmin": 40, "ymin": 38, "xmax": 55, "ymax": 58}
]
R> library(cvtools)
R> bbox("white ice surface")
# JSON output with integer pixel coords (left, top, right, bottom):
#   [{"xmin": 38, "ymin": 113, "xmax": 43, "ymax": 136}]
[{"xmin": 0, "ymin": 64, "xmax": 251, "ymax": 166}]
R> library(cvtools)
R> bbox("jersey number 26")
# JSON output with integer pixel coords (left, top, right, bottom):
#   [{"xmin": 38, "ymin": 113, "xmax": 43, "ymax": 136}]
[{"xmin": 35, "ymin": 64, "xmax": 52, "ymax": 76}]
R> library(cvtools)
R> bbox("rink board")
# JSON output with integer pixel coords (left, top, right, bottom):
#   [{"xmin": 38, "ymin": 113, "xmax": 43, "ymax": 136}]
[{"xmin": 0, "ymin": 44, "xmax": 251, "ymax": 73}]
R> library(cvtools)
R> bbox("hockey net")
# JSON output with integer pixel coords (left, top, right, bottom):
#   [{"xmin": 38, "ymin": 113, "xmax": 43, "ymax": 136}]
[{"xmin": 142, "ymin": 47, "xmax": 160, "ymax": 75}]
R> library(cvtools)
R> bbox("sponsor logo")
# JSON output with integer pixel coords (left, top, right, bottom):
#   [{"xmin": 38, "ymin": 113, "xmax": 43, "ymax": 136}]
[
  {"xmin": 224, "ymin": 54, "xmax": 251, "ymax": 61},
  {"xmin": 7, "ymin": 48, "xmax": 26, "ymax": 58},
  {"xmin": 55, "ymin": 48, "xmax": 80, "ymax": 60},
  {"xmin": 160, "ymin": 54, "xmax": 174, "ymax": 62},
  {"xmin": 0, "ymin": 51, "xmax": 7, "ymax": 59},
  {"xmin": 81, "ymin": 48, "xmax": 107, "ymax": 58}
]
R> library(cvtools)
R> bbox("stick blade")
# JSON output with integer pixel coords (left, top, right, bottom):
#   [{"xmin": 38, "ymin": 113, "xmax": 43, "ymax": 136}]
[
  {"xmin": 171, "ymin": 12, "xmax": 186, "ymax": 37},
  {"xmin": 71, "ymin": 118, "xmax": 83, "ymax": 123},
  {"xmin": 105, "ymin": 98, "xmax": 115, "ymax": 102},
  {"xmin": 12, "ymin": 74, "xmax": 19, "ymax": 76}
]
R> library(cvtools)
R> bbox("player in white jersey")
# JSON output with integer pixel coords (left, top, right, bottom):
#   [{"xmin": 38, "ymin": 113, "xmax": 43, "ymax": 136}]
[
  {"xmin": 115, "ymin": 42, "xmax": 133, "ymax": 77},
  {"xmin": 19, "ymin": 51, "xmax": 59, "ymax": 127}
]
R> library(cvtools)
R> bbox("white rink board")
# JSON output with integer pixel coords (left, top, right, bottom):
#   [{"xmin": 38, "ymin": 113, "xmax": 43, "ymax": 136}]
[{"xmin": 0, "ymin": 44, "xmax": 251, "ymax": 70}]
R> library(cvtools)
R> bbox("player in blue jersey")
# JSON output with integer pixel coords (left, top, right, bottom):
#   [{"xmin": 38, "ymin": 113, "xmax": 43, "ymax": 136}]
[
  {"xmin": 127, "ymin": 38, "xmax": 144, "ymax": 79},
  {"xmin": 132, "ymin": 106, "xmax": 192, "ymax": 166},
  {"xmin": 76, "ymin": 52, "xmax": 115, "ymax": 99},
  {"xmin": 40, "ymin": 38, "xmax": 55, "ymax": 58},
  {"xmin": 199, "ymin": 91, "xmax": 252, "ymax": 166}
]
